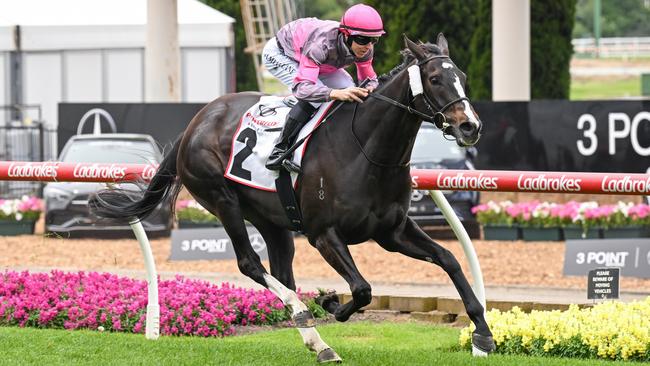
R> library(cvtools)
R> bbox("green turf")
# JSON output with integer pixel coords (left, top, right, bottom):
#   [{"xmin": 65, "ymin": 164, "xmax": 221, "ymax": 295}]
[
  {"xmin": 0, "ymin": 322, "xmax": 632, "ymax": 365},
  {"xmin": 571, "ymin": 77, "xmax": 640, "ymax": 100}
]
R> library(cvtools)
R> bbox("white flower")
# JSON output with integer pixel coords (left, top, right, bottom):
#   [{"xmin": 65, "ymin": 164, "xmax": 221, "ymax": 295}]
[{"xmin": 0, "ymin": 202, "xmax": 12, "ymax": 217}]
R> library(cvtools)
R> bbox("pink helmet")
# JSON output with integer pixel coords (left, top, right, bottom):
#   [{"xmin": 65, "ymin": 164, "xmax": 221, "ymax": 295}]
[{"xmin": 339, "ymin": 4, "xmax": 385, "ymax": 37}]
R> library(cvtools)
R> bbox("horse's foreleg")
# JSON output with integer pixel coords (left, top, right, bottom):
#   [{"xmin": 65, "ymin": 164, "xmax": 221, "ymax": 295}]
[
  {"xmin": 217, "ymin": 198, "xmax": 339, "ymax": 363},
  {"xmin": 374, "ymin": 218, "xmax": 495, "ymax": 355},
  {"xmin": 312, "ymin": 228, "xmax": 372, "ymax": 322},
  {"xmin": 263, "ymin": 274, "xmax": 342, "ymax": 363}
]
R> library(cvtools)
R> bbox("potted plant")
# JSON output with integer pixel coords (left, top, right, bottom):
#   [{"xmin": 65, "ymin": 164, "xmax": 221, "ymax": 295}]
[
  {"xmin": 510, "ymin": 201, "xmax": 564, "ymax": 241},
  {"xmin": 0, "ymin": 196, "xmax": 42, "ymax": 235},
  {"xmin": 561, "ymin": 201, "xmax": 602, "ymax": 240},
  {"xmin": 601, "ymin": 202, "xmax": 650, "ymax": 238},
  {"xmin": 176, "ymin": 199, "xmax": 221, "ymax": 228},
  {"xmin": 472, "ymin": 201, "xmax": 520, "ymax": 240}
]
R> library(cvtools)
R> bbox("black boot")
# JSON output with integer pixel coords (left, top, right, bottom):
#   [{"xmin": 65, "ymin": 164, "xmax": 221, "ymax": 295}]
[{"xmin": 266, "ymin": 100, "xmax": 317, "ymax": 172}]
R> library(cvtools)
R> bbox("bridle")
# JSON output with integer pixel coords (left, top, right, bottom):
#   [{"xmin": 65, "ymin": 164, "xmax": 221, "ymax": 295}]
[
  {"xmin": 281, "ymin": 54, "xmax": 476, "ymax": 170},
  {"xmin": 368, "ymin": 54, "xmax": 469, "ymax": 138},
  {"xmin": 350, "ymin": 54, "xmax": 471, "ymax": 168}
]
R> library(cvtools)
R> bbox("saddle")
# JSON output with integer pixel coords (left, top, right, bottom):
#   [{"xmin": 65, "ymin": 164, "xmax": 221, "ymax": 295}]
[
  {"xmin": 224, "ymin": 96, "xmax": 336, "ymax": 232},
  {"xmin": 224, "ymin": 96, "xmax": 334, "ymax": 191}
]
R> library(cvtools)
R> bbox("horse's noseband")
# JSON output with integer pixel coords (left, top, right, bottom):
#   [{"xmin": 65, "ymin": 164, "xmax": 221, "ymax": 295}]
[{"xmin": 369, "ymin": 54, "xmax": 469, "ymax": 133}]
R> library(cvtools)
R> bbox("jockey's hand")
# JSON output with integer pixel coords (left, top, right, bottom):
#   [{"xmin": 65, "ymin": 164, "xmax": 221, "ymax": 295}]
[
  {"xmin": 330, "ymin": 87, "xmax": 368, "ymax": 103},
  {"xmin": 366, "ymin": 85, "xmax": 376, "ymax": 93}
]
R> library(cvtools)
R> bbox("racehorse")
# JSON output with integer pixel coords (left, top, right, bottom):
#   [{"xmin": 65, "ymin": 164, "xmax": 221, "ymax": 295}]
[{"xmin": 90, "ymin": 34, "xmax": 495, "ymax": 362}]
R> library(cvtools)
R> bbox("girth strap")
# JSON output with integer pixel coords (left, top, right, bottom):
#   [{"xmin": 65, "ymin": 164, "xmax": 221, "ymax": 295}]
[{"xmin": 274, "ymin": 170, "xmax": 304, "ymax": 233}]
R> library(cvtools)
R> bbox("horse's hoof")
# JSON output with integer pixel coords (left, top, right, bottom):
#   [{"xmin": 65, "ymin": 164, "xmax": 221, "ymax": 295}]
[
  {"xmin": 471, "ymin": 333, "xmax": 496, "ymax": 356},
  {"xmin": 317, "ymin": 348, "xmax": 342, "ymax": 363},
  {"xmin": 315, "ymin": 292, "xmax": 340, "ymax": 314},
  {"xmin": 334, "ymin": 311, "xmax": 352, "ymax": 322}
]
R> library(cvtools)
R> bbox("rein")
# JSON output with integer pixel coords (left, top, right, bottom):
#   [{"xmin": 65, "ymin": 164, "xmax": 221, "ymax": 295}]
[
  {"xmin": 351, "ymin": 54, "xmax": 470, "ymax": 168},
  {"xmin": 276, "ymin": 55, "xmax": 472, "ymax": 170}
]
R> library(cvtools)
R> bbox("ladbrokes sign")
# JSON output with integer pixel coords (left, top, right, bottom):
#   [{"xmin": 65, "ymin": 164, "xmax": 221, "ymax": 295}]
[
  {"xmin": 436, "ymin": 172, "xmax": 498, "ymax": 190},
  {"xmin": 516, "ymin": 174, "xmax": 582, "ymax": 192},
  {"xmin": 73, "ymin": 163, "xmax": 128, "ymax": 180},
  {"xmin": 0, "ymin": 161, "xmax": 158, "ymax": 182},
  {"xmin": 7, "ymin": 162, "xmax": 59, "ymax": 179},
  {"xmin": 601, "ymin": 175, "xmax": 650, "ymax": 194},
  {"xmin": 410, "ymin": 169, "xmax": 650, "ymax": 195},
  {"xmin": 411, "ymin": 171, "xmax": 498, "ymax": 190}
]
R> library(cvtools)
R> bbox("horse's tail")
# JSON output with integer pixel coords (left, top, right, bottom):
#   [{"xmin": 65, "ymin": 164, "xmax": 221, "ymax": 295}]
[{"xmin": 89, "ymin": 135, "xmax": 183, "ymax": 222}]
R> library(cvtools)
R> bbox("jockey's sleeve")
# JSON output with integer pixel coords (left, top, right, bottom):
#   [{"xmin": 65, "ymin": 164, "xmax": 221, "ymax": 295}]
[
  {"xmin": 292, "ymin": 55, "xmax": 332, "ymax": 102},
  {"xmin": 356, "ymin": 58, "xmax": 379, "ymax": 89}
]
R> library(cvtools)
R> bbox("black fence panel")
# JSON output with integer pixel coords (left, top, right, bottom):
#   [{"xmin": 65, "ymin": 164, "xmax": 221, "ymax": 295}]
[
  {"xmin": 0, "ymin": 123, "xmax": 57, "ymax": 198},
  {"xmin": 59, "ymin": 101, "xmax": 650, "ymax": 175}
]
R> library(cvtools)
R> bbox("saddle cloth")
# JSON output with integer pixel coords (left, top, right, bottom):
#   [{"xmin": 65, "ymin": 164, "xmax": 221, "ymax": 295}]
[{"xmin": 224, "ymin": 96, "xmax": 334, "ymax": 191}]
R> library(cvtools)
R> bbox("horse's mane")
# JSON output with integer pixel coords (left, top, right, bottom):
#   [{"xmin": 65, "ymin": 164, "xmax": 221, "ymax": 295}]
[{"xmin": 377, "ymin": 42, "xmax": 443, "ymax": 85}]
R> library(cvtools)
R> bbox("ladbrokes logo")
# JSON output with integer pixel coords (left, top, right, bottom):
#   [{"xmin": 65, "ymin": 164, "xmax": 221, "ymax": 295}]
[
  {"xmin": 73, "ymin": 164, "xmax": 127, "ymax": 180},
  {"xmin": 517, "ymin": 174, "xmax": 582, "ymax": 192},
  {"xmin": 437, "ymin": 172, "xmax": 498, "ymax": 190},
  {"xmin": 141, "ymin": 165, "xmax": 158, "ymax": 181},
  {"xmin": 602, "ymin": 175, "xmax": 650, "ymax": 193},
  {"xmin": 8, "ymin": 162, "xmax": 59, "ymax": 179}
]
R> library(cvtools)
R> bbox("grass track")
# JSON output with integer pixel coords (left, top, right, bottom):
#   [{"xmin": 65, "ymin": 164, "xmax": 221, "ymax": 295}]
[
  {"xmin": 0, "ymin": 322, "xmax": 631, "ymax": 365},
  {"xmin": 571, "ymin": 77, "xmax": 640, "ymax": 100}
]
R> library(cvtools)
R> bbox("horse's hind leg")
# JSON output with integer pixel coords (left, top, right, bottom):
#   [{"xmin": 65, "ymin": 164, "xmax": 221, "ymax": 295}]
[
  {"xmin": 312, "ymin": 228, "xmax": 372, "ymax": 322},
  {"xmin": 374, "ymin": 218, "xmax": 495, "ymax": 355},
  {"xmin": 251, "ymin": 219, "xmax": 296, "ymax": 290},
  {"xmin": 210, "ymin": 193, "xmax": 340, "ymax": 363}
]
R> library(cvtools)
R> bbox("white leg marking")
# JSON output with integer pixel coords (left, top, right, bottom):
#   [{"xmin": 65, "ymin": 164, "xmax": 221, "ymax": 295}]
[
  {"xmin": 473, "ymin": 345, "xmax": 488, "ymax": 357},
  {"xmin": 263, "ymin": 274, "xmax": 330, "ymax": 353}
]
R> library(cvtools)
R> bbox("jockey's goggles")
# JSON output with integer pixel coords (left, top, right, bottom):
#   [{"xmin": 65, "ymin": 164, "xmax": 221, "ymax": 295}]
[{"xmin": 350, "ymin": 35, "xmax": 379, "ymax": 45}]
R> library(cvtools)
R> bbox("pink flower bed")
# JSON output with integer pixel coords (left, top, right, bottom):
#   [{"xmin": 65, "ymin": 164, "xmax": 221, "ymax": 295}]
[
  {"xmin": 0, "ymin": 270, "xmax": 311, "ymax": 337},
  {"xmin": 473, "ymin": 201, "xmax": 650, "ymax": 228}
]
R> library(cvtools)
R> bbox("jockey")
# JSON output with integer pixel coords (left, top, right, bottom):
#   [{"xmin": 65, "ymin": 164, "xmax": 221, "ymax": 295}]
[{"xmin": 262, "ymin": 4, "xmax": 385, "ymax": 172}]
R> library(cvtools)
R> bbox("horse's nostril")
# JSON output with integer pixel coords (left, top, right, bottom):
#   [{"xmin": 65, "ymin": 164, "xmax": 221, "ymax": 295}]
[{"xmin": 459, "ymin": 122, "xmax": 475, "ymax": 135}]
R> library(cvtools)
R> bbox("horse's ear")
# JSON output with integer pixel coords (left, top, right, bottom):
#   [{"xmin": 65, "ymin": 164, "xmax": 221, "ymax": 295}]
[
  {"xmin": 437, "ymin": 33, "xmax": 449, "ymax": 56},
  {"xmin": 403, "ymin": 34, "xmax": 426, "ymax": 60}
]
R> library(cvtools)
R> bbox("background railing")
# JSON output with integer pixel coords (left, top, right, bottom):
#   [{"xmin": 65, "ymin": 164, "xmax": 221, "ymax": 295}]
[
  {"xmin": 0, "ymin": 123, "xmax": 57, "ymax": 198},
  {"xmin": 573, "ymin": 37, "xmax": 650, "ymax": 57}
]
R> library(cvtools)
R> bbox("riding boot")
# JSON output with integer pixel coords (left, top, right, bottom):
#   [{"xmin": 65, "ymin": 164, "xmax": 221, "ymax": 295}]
[{"xmin": 266, "ymin": 100, "xmax": 317, "ymax": 172}]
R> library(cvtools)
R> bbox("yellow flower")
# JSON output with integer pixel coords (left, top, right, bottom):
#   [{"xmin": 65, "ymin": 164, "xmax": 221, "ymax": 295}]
[{"xmin": 458, "ymin": 297, "xmax": 650, "ymax": 360}]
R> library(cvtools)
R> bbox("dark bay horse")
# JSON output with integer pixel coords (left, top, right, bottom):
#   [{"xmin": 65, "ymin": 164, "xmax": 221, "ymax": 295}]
[{"xmin": 90, "ymin": 34, "xmax": 495, "ymax": 362}]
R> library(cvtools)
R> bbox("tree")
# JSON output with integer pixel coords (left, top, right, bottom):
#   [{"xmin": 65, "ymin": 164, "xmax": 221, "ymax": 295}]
[
  {"xmin": 295, "ymin": 0, "xmax": 354, "ymax": 19},
  {"xmin": 364, "ymin": 0, "xmax": 477, "ymax": 76},
  {"xmin": 531, "ymin": 0, "xmax": 576, "ymax": 99},
  {"xmin": 574, "ymin": 0, "xmax": 650, "ymax": 38},
  {"xmin": 467, "ymin": 0, "xmax": 492, "ymax": 100},
  {"xmin": 201, "ymin": 0, "xmax": 258, "ymax": 92}
]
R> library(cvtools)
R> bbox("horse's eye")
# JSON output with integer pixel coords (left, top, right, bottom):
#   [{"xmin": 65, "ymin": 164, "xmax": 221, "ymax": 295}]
[{"xmin": 429, "ymin": 76, "xmax": 439, "ymax": 84}]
